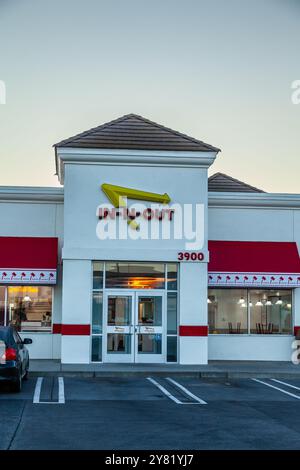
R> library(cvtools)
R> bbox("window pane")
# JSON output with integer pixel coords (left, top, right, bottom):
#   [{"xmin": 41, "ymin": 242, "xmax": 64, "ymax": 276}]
[
  {"xmin": 208, "ymin": 289, "xmax": 248, "ymax": 334},
  {"xmin": 167, "ymin": 264, "xmax": 178, "ymax": 290},
  {"xmin": 8, "ymin": 286, "xmax": 52, "ymax": 332},
  {"xmin": 92, "ymin": 292, "xmax": 103, "ymax": 334},
  {"xmin": 0, "ymin": 287, "xmax": 5, "ymax": 326},
  {"xmin": 107, "ymin": 334, "xmax": 131, "ymax": 354},
  {"xmin": 138, "ymin": 334, "xmax": 162, "ymax": 354},
  {"xmin": 167, "ymin": 336, "xmax": 177, "ymax": 362},
  {"xmin": 249, "ymin": 290, "xmax": 292, "ymax": 334},
  {"xmin": 167, "ymin": 292, "xmax": 177, "ymax": 334},
  {"xmin": 91, "ymin": 336, "xmax": 102, "ymax": 362},
  {"xmin": 138, "ymin": 296, "xmax": 162, "ymax": 326},
  {"xmin": 93, "ymin": 262, "xmax": 103, "ymax": 289},
  {"xmin": 108, "ymin": 296, "xmax": 132, "ymax": 326},
  {"xmin": 105, "ymin": 262, "xmax": 165, "ymax": 289}
]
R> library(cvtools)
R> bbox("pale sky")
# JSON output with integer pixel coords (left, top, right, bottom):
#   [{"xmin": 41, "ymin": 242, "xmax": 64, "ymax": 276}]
[{"xmin": 0, "ymin": 0, "xmax": 299, "ymax": 192}]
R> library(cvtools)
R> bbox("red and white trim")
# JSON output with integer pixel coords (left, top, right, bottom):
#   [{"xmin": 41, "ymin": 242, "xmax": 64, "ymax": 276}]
[
  {"xmin": 179, "ymin": 326, "xmax": 208, "ymax": 336},
  {"xmin": 208, "ymin": 272, "xmax": 300, "ymax": 288},
  {"xmin": 53, "ymin": 324, "xmax": 90, "ymax": 335},
  {"xmin": 0, "ymin": 269, "xmax": 56, "ymax": 284}
]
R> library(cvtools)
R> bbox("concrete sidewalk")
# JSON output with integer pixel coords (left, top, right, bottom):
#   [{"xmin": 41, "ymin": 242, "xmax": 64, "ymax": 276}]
[{"xmin": 29, "ymin": 360, "xmax": 300, "ymax": 379}]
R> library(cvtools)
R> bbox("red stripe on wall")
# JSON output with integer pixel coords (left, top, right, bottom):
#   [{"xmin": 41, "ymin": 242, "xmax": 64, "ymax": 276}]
[
  {"xmin": 61, "ymin": 324, "xmax": 91, "ymax": 335},
  {"xmin": 53, "ymin": 324, "xmax": 91, "ymax": 335},
  {"xmin": 179, "ymin": 326, "xmax": 208, "ymax": 337},
  {"xmin": 52, "ymin": 324, "xmax": 62, "ymax": 334},
  {"xmin": 294, "ymin": 326, "xmax": 300, "ymax": 337}
]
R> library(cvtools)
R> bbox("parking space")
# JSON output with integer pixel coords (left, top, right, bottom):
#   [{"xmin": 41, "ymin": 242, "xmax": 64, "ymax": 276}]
[
  {"xmin": 2, "ymin": 375, "xmax": 300, "ymax": 404},
  {"xmin": 1, "ymin": 375, "xmax": 300, "ymax": 449},
  {"xmin": 63, "ymin": 376, "xmax": 163, "ymax": 402},
  {"xmin": 168, "ymin": 377, "xmax": 300, "ymax": 403}
]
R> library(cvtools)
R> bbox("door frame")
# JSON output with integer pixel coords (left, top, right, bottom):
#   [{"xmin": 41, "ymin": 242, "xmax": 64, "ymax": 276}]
[
  {"xmin": 134, "ymin": 291, "xmax": 165, "ymax": 364},
  {"xmin": 103, "ymin": 290, "xmax": 135, "ymax": 363},
  {"xmin": 102, "ymin": 290, "xmax": 166, "ymax": 363}
]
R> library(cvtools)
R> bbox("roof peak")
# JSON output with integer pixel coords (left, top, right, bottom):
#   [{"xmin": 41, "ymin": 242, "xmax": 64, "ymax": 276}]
[
  {"xmin": 54, "ymin": 113, "xmax": 221, "ymax": 152},
  {"xmin": 208, "ymin": 172, "xmax": 265, "ymax": 193}
]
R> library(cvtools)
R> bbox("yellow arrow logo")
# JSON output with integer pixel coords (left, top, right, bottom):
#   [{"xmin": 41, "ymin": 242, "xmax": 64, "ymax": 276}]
[{"xmin": 101, "ymin": 183, "xmax": 171, "ymax": 230}]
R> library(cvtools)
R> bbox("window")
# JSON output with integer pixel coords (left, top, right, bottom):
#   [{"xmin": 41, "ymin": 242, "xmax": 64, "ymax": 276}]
[
  {"xmin": 249, "ymin": 290, "xmax": 292, "ymax": 334},
  {"xmin": 93, "ymin": 262, "xmax": 103, "ymax": 290},
  {"xmin": 0, "ymin": 287, "xmax": 5, "ymax": 326},
  {"xmin": 208, "ymin": 289, "xmax": 248, "ymax": 334},
  {"xmin": 91, "ymin": 262, "xmax": 179, "ymax": 362},
  {"xmin": 91, "ymin": 264, "xmax": 104, "ymax": 361},
  {"xmin": 208, "ymin": 288, "xmax": 293, "ymax": 335},
  {"xmin": 92, "ymin": 292, "xmax": 103, "ymax": 334},
  {"xmin": 167, "ymin": 292, "xmax": 178, "ymax": 362},
  {"xmin": 167, "ymin": 264, "xmax": 178, "ymax": 290},
  {"xmin": 91, "ymin": 336, "xmax": 102, "ymax": 362},
  {"xmin": 8, "ymin": 286, "xmax": 52, "ymax": 332},
  {"xmin": 105, "ymin": 262, "xmax": 165, "ymax": 289}
]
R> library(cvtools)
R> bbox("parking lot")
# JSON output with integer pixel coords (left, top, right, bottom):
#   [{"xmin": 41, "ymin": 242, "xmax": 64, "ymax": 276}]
[{"xmin": 1, "ymin": 375, "xmax": 300, "ymax": 449}]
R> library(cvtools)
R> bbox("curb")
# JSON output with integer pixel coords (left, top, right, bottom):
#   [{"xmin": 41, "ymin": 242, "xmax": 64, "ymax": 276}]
[{"xmin": 28, "ymin": 370, "xmax": 300, "ymax": 379}]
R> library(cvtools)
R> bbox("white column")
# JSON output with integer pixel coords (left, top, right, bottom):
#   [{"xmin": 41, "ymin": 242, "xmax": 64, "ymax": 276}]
[
  {"xmin": 179, "ymin": 262, "xmax": 208, "ymax": 364},
  {"xmin": 52, "ymin": 264, "xmax": 62, "ymax": 359},
  {"xmin": 61, "ymin": 259, "xmax": 92, "ymax": 364}
]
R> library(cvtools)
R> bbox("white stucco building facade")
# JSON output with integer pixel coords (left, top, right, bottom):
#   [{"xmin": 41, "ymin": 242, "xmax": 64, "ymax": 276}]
[{"xmin": 0, "ymin": 114, "xmax": 299, "ymax": 365}]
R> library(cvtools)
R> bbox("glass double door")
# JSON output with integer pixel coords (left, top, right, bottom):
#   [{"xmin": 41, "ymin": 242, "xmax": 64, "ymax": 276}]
[{"xmin": 103, "ymin": 291, "xmax": 165, "ymax": 363}]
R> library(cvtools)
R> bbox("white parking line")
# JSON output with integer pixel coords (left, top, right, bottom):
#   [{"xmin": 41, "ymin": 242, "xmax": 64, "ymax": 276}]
[
  {"xmin": 33, "ymin": 377, "xmax": 43, "ymax": 404},
  {"xmin": 166, "ymin": 378, "xmax": 207, "ymax": 404},
  {"xmin": 33, "ymin": 377, "xmax": 65, "ymax": 404},
  {"xmin": 58, "ymin": 377, "xmax": 65, "ymax": 404},
  {"xmin": 147, "ymin": 377, "xmax": 182, "ymax": 404},
  {"xmin": 271, "ymin": 378, "xmax": 300, "ymax": 392},
  {"xmin": 252, "ymin": 378, "xmax": 300, "ymax": 400}
]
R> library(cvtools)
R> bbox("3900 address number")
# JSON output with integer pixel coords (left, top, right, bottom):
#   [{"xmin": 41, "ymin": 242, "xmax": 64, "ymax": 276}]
[{"xmin": 177, "ymin": 252, "xmax": 204, "ymax": 261}]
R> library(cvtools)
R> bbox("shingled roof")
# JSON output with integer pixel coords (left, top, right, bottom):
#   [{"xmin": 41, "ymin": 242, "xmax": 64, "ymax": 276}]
[
  {"xmin": 208, "ymin": 172, "xmax": 265, "ymax": 193},
  {"xmin": 54, "ymin": 113, "xmax": 220, "ymax": 152}
]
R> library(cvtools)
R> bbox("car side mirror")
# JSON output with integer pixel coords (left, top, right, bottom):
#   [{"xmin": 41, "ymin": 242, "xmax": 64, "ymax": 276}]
[{"xmin": 23, "ymin": 338, "xmax": 33, "ymax": 345}]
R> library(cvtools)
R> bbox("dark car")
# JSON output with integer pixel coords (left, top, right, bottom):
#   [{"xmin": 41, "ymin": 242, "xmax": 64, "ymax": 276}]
[{"xmin": 0, "ymin": 326, "xmax": 32, "ymax": 392}]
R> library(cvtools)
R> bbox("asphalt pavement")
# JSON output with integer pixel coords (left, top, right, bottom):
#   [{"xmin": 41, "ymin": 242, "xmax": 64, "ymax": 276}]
[{"xmin": 1, "ymin": 375, "xmax": 300, "ymax": 450}]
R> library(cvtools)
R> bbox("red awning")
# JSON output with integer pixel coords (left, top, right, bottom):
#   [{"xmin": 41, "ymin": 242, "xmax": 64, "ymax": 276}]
[
  {"xmin": 208, "ymin": 241, "xmax": 300, "ymax": 288},
  {"xmin": 0, "ymin": 237, "xmax": 58, "ymax": 284}
]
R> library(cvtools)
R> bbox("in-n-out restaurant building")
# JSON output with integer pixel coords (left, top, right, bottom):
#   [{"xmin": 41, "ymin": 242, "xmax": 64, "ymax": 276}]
[{"xmin": 1, "ymin": 113, "xmax": 300, "ymax": 365}]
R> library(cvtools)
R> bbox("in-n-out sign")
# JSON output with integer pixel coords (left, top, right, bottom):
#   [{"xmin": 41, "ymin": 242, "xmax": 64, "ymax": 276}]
[{"xmin": 100, "ymin": 183, "xmax": 174, "ymax": 230}]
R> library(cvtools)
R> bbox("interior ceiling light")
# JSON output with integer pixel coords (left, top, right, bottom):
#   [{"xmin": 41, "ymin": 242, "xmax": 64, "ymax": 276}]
[
  {"xmin": 266, "ymin": 300, "xmax": 272, "ymax": 306},
  {"xmin": 238, "ymin": 297, "xmax": 244, "ymax": 304},
  {"xmin": 256, "ymin": 300, "xmax": 263, "ymax": 306},
  {"xmin": 276, "ymin": 297, "xmax": 283, "ymax": 305},
  {"xmin": 207, "ymin": 298, "xmax": 212, "ymax": 304}
]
